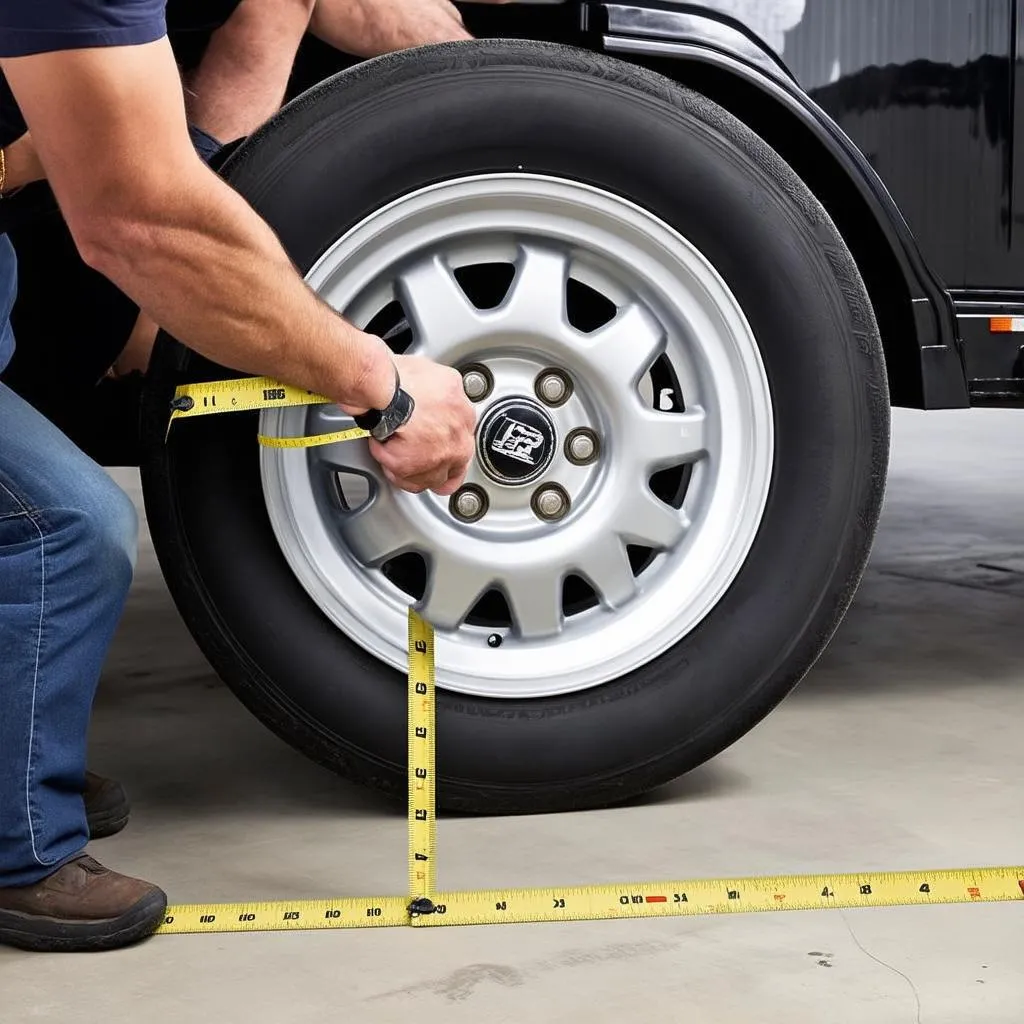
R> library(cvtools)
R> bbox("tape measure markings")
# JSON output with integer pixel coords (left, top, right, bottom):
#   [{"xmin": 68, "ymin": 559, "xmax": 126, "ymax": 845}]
[
  {"xmin": 408, "ymin": 610, "xmax": 437, "ymax": 904},
  {"xmin": 158, "ymin": 376, "xmax": 1024, "ymax": 937},
  {"xmin": 168, "ymin": 374, "xmax": 365, "ymax": 448},
  {"xmin": 169, "ymin": 375, "xmax": 331, "ymax": 419},
  {"xmin": 160, "ymin": 896, "xmax": 408, "ymax": 935},
  {"xmin": 158, "ymin": 869, "xmax": 1024, "ymax": 935},
  {"xmin": 407, "ymin": 869, "xmax": 1024, "ymax": 927},
  {"xmin": 256, "ymin": 427, "xmax": 368, "ymax": 449}
]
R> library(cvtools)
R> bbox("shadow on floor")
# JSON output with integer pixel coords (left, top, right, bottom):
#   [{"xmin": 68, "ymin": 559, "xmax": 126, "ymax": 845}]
[
  {"xmin": 793, "ymin": 561, "xmax": 1024, "ymax": 699},
  {"xmin": 619, "ymin": 760, "xmax": 751, "ymax": 809}
]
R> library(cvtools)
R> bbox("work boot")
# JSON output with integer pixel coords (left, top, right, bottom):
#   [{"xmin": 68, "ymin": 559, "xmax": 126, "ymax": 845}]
[
  {"xmin": 0, "ymin": 854, "xmax": 167, "ymax": 952},
  {"xmin": 84, "ymin": 771, "xmax": 131, "ymax": 840}
]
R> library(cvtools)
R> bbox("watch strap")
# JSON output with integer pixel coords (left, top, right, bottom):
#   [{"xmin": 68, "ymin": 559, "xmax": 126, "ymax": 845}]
[{"xmin": 352, "ymin": 366, "xmax": 415, "ymax": 442}]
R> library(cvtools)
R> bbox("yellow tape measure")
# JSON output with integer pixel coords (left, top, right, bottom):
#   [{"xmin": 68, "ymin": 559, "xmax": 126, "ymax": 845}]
[
  {"xmin": 167, "ymin": 374, "xmax": 368, "ymax": 448},
  {"xmin": 159, "ymin": 863, "xmax": 1024, "ymax": 935},
  {"xmin": 158, "ymin": 375, "xmax": 1024, "ymax": 936}
]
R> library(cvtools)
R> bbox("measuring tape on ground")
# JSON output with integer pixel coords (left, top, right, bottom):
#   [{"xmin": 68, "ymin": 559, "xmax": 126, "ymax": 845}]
[{"xmin": 157, "ymin": 375, "xmax": 1024, "ymax": 935}]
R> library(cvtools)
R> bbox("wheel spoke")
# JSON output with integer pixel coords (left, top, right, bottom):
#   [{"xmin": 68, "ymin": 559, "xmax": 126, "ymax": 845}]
[
  {"xmin": 417, "ymin": 555, "xmax": 492, "ymax": 632},
  {"xmin": 307, "ymin": 404, "xmax": 350, "ymax": 432},
  {"xmin": 396, "ymin": 255, "xmax": 484, "ymax": 351},
  {"xmin": 503, "ymin": 568, "xmax": 564, "ymax": 639},
  {"xmin": 312, "ymin": 431, "xmax": 382, "ymax": 478},
  {"xmin": 338, "ymin": 492, "xmax": 416, "ymax": 566},
  {"xmin": 581, "ymin": 303, "xmax": 666, "ymax": 387},
  {"xmin": 576, "ymin": 536, "xmax": 637, "ymax": 610},
  {"xmin": 632, "ymin": 407, "xmax": 709, "ymax": 472},
  {"xmin": 617, "ymin": 490, "xmax": 688, "ymax": 551},
  {"xmin": 498, "ymin": 244, "xmax": 570, "ymax": 332}
]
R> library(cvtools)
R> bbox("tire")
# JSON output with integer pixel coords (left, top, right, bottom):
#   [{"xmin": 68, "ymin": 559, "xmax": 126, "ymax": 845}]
[{"xmin": 141, "ymin": 40, "xmax": 889, "ymax": 814}]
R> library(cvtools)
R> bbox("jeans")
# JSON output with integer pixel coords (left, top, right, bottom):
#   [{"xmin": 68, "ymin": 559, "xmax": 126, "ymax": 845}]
[{"xmin": 0, "ymin": 380, "xmax": 138, "ymax": 886}]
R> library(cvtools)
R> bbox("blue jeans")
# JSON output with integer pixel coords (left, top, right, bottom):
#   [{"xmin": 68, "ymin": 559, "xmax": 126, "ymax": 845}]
[{"xmin": 0, "ymin": 244, "xmax": 138, "ymax": 886}]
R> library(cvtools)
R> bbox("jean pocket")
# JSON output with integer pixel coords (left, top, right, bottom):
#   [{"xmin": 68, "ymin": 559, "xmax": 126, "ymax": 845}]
[{"xmin": 0, "ymin": 471, "xmax": 36, "ymax": 520}]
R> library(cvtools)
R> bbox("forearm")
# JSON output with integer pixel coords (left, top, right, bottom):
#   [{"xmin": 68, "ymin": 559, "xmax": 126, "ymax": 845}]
[
  {"xmin": 184, "ymin": 0, "xmax": 315, "ymax": 142},
  {"xmin": 84, "ymin": 163, "xmax": 392, "ymax": 410},
  {"xmin": 310, "ymin": 0, "xmax": 470, "ymax": 57}
]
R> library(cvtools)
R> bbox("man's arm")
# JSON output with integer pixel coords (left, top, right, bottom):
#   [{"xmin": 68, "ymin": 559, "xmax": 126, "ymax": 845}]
[
  {"xmin": 183, "ymin": 0, "xmax": 499, "ymax": 144},
  {"xmin": 309, "ymin": 0, "xmax": 512, "ymax": 59},
  {"xmin": 2, "ymin": 39, "xmax": 393, "ymax": 410},
  {"xmin": 182, "ymin": 0, "xmax": 315, "ymax": 143},
  {"xmin": 310, "ymin": 0, "xmax": 469, "ymax": 57},
  {"xmin": 1, "ymin": 37, "xmax": 474, "ymax": 493}
]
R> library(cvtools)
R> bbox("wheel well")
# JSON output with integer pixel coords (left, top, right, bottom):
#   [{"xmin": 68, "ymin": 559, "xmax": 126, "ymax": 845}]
[{"xmin": 632, "ymin": 58, "xmax": 924, "ymax": 407}]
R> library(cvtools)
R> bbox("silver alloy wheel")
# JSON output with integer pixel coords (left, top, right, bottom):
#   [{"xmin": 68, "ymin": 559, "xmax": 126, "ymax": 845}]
[{"xmin": 259, "ymin": 174, "xmax": 773, "ymax": 699}]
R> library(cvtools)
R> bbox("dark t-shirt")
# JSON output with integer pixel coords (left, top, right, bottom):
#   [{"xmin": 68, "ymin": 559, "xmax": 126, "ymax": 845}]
[
  {"xmin": 0, "ymin": 0, "xmax": 167, "ymax": 372},
  {"xmin": 0, "ymin": 0, "xmax": 166, "ymax": 58}
]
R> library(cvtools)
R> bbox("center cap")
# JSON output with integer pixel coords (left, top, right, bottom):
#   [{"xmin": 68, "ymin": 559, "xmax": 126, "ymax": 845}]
[{"xmin": 477, "ymin": 397, "xmax": 556, "ymax": 485}]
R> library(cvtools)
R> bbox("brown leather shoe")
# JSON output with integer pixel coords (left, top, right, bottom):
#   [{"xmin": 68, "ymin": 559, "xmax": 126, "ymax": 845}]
[
  {"xmin": 0, "ymin": 854, "xmax": 166, "ymax": 952},
  {"xmin": 84, "ymin": 771, "xmax": 130, "ymax": 840}
]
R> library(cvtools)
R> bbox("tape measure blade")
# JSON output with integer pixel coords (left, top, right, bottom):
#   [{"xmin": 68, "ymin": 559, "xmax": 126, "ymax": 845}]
[
  {"xmin": 408, "ymin": 609, "xmax": 437, "ymax": 899},
  {"xmin": 257, "ymin": 427, "xmax": 368, "ymax": 449},
  {"xmin": 408, "ymin": 868, "xmax": 1024, "ymax": 927},
  {"xmin": 158, "ymin": 895, "xmax": 408, "ymax": 935},
  {"xmin": 170, "ymin": 376, "xmax": 331, "ymax": 424}
]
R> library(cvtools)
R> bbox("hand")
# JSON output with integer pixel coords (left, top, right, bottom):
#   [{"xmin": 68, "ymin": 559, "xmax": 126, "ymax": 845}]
[{"xmin": 367, "ymin": 354, "xmax": 476, "ymax": 495}]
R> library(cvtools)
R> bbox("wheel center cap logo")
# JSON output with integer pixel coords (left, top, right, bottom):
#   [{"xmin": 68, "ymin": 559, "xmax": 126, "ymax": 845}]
[
  {"xmin": 478, "ymin": 398, "xmax": 555, "ymax": 485},
  {"xmin": 492, "ymin": 419, "xmax": 545, "ymax": 465}
]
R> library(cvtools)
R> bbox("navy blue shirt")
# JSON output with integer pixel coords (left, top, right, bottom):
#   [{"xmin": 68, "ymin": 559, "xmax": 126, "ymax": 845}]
[
  {"xmin": 0, "ymin": 0, "xmax": 166, "ymax": 59},
  {"xmin": 0, "ymin": 0, "xmax": 167, "ymax": 371}
]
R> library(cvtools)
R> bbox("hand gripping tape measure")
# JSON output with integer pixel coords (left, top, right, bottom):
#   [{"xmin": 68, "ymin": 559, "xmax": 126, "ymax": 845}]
[{"xmin": 157, "ymin": 374, "xmax": 1024, "ymax": 935}]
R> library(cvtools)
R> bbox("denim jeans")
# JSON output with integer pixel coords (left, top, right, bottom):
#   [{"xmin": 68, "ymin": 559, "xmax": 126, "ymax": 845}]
[{"xmin": 0, "ymin": 235, "xmax": 138, "ymax": 886}]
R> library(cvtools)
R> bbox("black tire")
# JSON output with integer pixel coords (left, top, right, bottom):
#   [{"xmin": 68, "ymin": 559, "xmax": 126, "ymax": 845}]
[{"xmin": 141, "ymin": 40, "xmax": 889, "ymax": 814}]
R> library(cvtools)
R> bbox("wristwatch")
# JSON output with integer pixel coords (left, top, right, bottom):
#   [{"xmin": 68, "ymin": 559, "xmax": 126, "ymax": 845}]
[{"xmin": 352, "ymin": 364, "xmax": 415, "ymax": 442}]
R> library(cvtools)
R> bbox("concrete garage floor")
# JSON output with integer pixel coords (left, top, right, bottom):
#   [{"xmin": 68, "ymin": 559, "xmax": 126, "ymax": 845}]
[{"xmin": 3, "ymin": 407, "xmax": 1024, "ymax": 1023}]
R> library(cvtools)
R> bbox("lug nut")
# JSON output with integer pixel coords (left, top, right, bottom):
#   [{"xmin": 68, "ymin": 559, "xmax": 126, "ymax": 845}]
[
  {"xmin": 450, "ymin": 485, "xmax": 488, "ymax": 523},
  {"xmin": 461, "ymin": 366, "xmax": 492, "ymax": 402},
  {"xmin": 532, "ymin": 484, "xmax": 570, "ymax": 522},
  {"xmin": 565, "ymin": 428, "xmax": 599, "ymax": 466},
  {"xmin": 535, "ymin": 370, "xmax": 572, "ymax": 407}
]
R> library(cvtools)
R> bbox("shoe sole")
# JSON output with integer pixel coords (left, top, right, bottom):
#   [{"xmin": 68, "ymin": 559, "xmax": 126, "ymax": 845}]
[
  {"xmin": 0, "ymin": 889, "xmax": 167, "ymax": 953},
  {"xmin": 87, "ymin": 808, "xmax": 130, "ymax": 840}
]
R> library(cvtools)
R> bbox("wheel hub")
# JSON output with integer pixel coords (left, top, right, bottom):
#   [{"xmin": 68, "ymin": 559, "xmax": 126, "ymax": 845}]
[{"xmin": 476, "ymin": 396, "xmax": 557, "ymax": 486}]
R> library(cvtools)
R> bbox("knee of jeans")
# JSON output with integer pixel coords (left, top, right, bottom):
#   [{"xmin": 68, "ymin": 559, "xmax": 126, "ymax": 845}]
[{"xmin": 72, "ymin": 477, "xmax": 139, "ymax": 582}]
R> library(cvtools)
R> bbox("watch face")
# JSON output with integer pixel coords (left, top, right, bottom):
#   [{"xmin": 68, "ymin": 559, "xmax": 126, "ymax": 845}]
[{"xmin": 477, "ymin": 397, "xmax": 556, "ymax": 485}]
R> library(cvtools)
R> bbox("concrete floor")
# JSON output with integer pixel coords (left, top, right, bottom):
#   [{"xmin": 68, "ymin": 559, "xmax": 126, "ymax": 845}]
[{"xmin": 3, "ymin": 407, "xmax": 1024, "ymax": 1023}]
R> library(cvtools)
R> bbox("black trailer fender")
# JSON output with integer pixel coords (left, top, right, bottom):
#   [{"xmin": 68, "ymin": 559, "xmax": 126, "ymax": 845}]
[{"xmin": 586, "ymin": 1, "xmax": 969, "ymax": 409}]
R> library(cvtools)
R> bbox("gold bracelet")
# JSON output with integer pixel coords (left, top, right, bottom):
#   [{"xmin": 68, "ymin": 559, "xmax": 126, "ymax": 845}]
[{"xmin": 0, "ymin": 147, "xmax": 7, "ymax": 196}]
